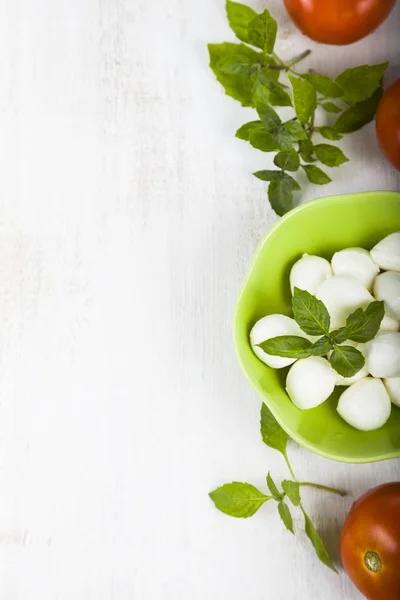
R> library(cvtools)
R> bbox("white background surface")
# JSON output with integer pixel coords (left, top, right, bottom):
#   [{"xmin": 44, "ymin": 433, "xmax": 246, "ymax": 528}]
[{"xmin": 0, "ymin": 1, "xmax": 400, "ymax": 599}]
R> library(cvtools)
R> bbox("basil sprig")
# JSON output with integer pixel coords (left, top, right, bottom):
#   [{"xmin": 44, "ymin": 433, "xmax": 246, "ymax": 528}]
[
  {"xmin": 258, "ymin": 288, "xmax": 384, "ymax": 378},
  {"xmin": 210, "ymin": 404, "xmax": 346, "ymax": 572},
  {"xmin": 208, "ymin": 1, "xmax": 388, "ymax": 215}
]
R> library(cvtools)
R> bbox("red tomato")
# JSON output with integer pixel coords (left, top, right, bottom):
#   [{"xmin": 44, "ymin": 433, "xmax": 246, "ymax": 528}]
[
  {"xmin": 340, "ymin": 483, "xmax": 400, "ymax": 600},
  {"xmin": 376, "ymin": 79, "xmax": 400, "ymax": 172},
  {"xmin": 283, "ymin": 0, "xmax": 396, "ymax": 45}
]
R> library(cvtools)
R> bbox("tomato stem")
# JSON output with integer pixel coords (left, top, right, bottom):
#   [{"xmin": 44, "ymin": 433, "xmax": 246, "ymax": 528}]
[
  {"xmin": 298, "ymin": 482, "xmax": 347, "ymax": 496},
  {"xmin": 364, "ymin": 551, "xmax": 382, "ymax": 573}
]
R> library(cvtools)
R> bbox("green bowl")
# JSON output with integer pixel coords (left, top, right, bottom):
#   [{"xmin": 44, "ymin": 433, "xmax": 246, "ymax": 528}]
[{"xmin": 234, "ymin": 191, "xmax": 400, "ymax": 464}]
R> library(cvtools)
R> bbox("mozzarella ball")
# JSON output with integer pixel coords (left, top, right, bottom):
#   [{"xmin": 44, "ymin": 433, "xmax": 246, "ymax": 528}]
[
  {"xmin": 384, "ymin": 378, "xmax": 400, "ymax": 408},
  {"xmin": 286, "ymin": 357, "xmax": 336, "ymax": 409},
  {"xmin": 373, "ymin": 271, "xmax": 400, "ymax": 321},
  {"xmin": 380, "ymin": 312, "xmax": 399, "ymax": 332},
  {"xmin": 250, "ymin": 314, "xmax": 306, "ymax": 369},
  {"xmin": 336, "ymin": 343, "xmax": 369, "ymax": 386},
  {"xmin": 290, "ymin": 254, "xmax": 332, "ymax": 296},
  {"xmin": 316, "ymin": 275, "xmax": 374, "ymax": 330},
  {"xmin": 331, "ymin": 247, "xmax": 379, "ymax": 291},
  {"xmin": 337, "ymin": 378, "xmax": 391, "ymax": 431},
  {"xmin": 371, "ymin": 232, "xmax": 400, "ymax": 272},
  {"xmin": 366, "ymin": 332, "xmax": 400, "ymax": 378}
]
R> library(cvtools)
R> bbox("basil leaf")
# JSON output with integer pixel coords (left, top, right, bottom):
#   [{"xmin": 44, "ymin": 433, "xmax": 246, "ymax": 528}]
[
  {"xmin": 258, "ymin": 56, "xmax": 281, "ymax": 82},
  {"xmin": 266, "ymin": 472, "xmax": 281, "ymax": 499},
  {"xmin": 249, "ymin": 129, "xmax": 279, "ymax": 151},
  {"xmin": 316, "ymin": 126, "xmax": 343, "ymax": 141},
  {"xmin": 334, "ymin": 87, "xmax": 383, "ymax": 133},
  {"xmin": 208, "ymin": 43, "xmax": 262, "ymax": 106},
  {"xmin": 331, "ymin": 310, "xmax": 364, "ymax": 344},
  {"xmin": 302, "ymin": 164, "xmax": 332, "ymax": 185},
  {"xmin": 285, "ymin": 120, "xmax": 308, "ymax": 140},
  {"xmin": 332, "ymin": 301, "xmax": 385, "ymax": 344},
  {"xmin": 268, "ymin": 174, "xmax": 301, "ymax": 216},
  {"xmin": 302, "ymin": 507, "xmax": 338, "ymax": 573},
  {"xmin": 288, "ymin": 74, "xmax": 317, "ymax": 125},
  {"xmin": 348, "ymin": 301, "xmax": 385, "ymax": 343},
  {"xmin": 226, "ymin": 1, "xmax": 257, "ymax": 43},
  {"xmin": 209, "ymin": 482, "xmax": 270, "ymax": 518},
  {"xmin": 248, "ymin": 9, "xmax": 278, "ymax": 54},
  {"xmin": 321, "ymin": 102, "xmax": 342, "ymax": 114},
  {"xmin": 274, "ymin": 148, "xmax": 300, "ymax": 171},
  {"xmin": 310, "ymin": 335, "xmax": 332, "ymax": 356},
  {"xmin": 253, "ymin": 170, "xmax": 282, "ymax": 182},
  {"xmin": 282, "ymin": 480, "xmax": 301, "ymax": 507},
  {"xmin": 314, "ymin": 144, "xmax": 349, "ymax": 167},
  {"xmin": 258, "ymin": 335, "xmax": 312, "ymax": 358},
  {"xmin": 235, "ymin": 120, "xmax": 264, "ymax": 140},
  {"xmin": 254, "ymin": 77, "xmax": 292, "ymax": 107},
  {"xmin": 303, "ymin": 73, "xmax": 343, "ymax": 98},
  {"xmin": 299, "ymin": 139, "xmax": 315, "ymax": 162},
  {"xmin": 274, "ymin": 125, "xmax": 294, "ymax": 151},
  {"xmin": 336, "ymin": 63, "xmax": 388, "ymax": 106},
  {"xmin": 252, "ymin": 80, "xmax": 282, "ymax": 124},
  {"xmin": 260, "ymin": 403, "xmax": 289, "ymax": 457},
  {"xmin": 330, "ymin": 345, "xmax": 365, "ymax": 378},
  {"xmin": 217, "ymin": 55, "xmax": 254, "ymax": 75},
  {"xmin": 278, "ymin": 501, "xmax": 294, "ymax": 534},
  {"xmin": 292, "ymin": 288, "xmax": 330, "ymax": 336}
]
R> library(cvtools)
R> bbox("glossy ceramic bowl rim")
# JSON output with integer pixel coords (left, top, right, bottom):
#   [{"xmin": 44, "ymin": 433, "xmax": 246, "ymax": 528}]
[{"xmin": 233, "ymin": 191, "xmax": 400, "ymax": 463}]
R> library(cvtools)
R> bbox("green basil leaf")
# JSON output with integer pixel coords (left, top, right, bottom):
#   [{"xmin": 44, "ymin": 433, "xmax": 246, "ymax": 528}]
[
  {"xmin": 285, "ymin": 120, "xmax": 308, "ymax": 140},
  {"xmin": 330, "ymin": 345, "xmax": 365, "ymax": 378},
  {"xmin": 334, "ymin": 87, "xmax": 383, "ymax": 133},
  {"xmin": 288, "ymin": 74, "xmax": 317, "ymax": 125},
  {"xmin": 303, "ymin": 73, "xmax": 343, "ymax": 98},
  {"xmin": 274, "ymin": 125, "xmax": 294, "ymax": 151},
  {"xmin": 321, "ymin": 102, "xmax": 342, "ymax": 114},
  {"xmin": 258, "ymin": 56, "xmax": 281, "ymax": 82},
  {"xmin": 253, "ymin": 170, "xmax": 282, "ymax": 182},
  {"xmin": 316, "ymin": 126, "xmax": 343, "ymax": 141},
  {"xmin": 248, "ymin": 9, "xmax": 278, "ymax": 54},
  {"xmin": 282, "ymin": 480, "xmax": 301, "ymax": 507},
  {"xmin": 331, "ymin": 311, "xmax": 363, "ymax": 345},
  {"xmin": 260, "ymin": 403, "xmax": 289, "ymax": 456},
  {"xmin": 254, "ymin": 77, "xmax": 292, "ymax": 108},
  {"xmin": 302, "ymin": 507, "xmax": 338, "ymax": 573},
  {"xmin": 208, "ymin": 43, "xmax": 262, "ymax": 106},
  {"xmin": 249, "ymin": 129, "xmax": 279, "ymax": 151},
  {"xmin": 268, "ymin": 173, "xmax": 300, "ymax": 216},
  {"xmin": 310, "ymin": 335, "xmax": 333, "ymax": 356},
  {"xmin": 292, "ymin": 287, "xmax": 330, "ymax": 336},
  {"xmin": 217, "ymin": 55, "xmax": 254, "ymax": 75},
  {"xmin": 302, "ymin": 164, "xmax": 332, "ymax": 185},
  {"xmin": 278, "ymin": 501, "xmax": 294, "ymax": 534},
  {"xmin": 348, "ymin": 301, "xmax": 385, "ymax": 343},
  {"xmin": 336, "ymin": 63, "xmax": 388, "ymax": 106},
  {"xmin": 266, "ymin": 472, "xmax": 281, "ymax": 499},
  {"xmin": 258, "ymin": 335, "xmax": 312, "ymax": 358},
  {"xmin": 314, "ymin": 144, "xmax": 349, "ymax": 167},
  {"xmin": 226, "ymin": 1, "xmax": 257, "ymax": 43},
  {"xmin": 252, "ymin": 79, "xmax": 283, "ymax": 124},
  {"xmin": 274, "ymin": 148, "xmax": 300, "ymax": 171},
  {"xmin": 332, "ymin": 301, "xmax": 385, "ymax": 344},
  {"xmin": 299, "ymin": 139, "xmax": 315, "ymax": 162},
  {"xmin": 235, "ymin": 120, "xmax": 264, "ymax": 140},
  {"xmin": 209, "ymin": 482, "xmax": 270, "ymax": 518}
]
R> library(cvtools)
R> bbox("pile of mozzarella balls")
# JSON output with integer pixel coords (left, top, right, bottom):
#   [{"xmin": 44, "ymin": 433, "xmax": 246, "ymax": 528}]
[{"xmin": 250, "ymin": 232, "xmax": 400, "ymax": 431}]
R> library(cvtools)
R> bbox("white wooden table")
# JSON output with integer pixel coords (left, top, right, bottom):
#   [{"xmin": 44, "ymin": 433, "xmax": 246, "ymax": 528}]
[{"xmin": 0, "ymin": 1, "xmax": 399, "ymax": 598}]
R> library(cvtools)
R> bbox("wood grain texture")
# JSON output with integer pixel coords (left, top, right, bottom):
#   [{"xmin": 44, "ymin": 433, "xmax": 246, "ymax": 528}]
[{"xmin": 0, "ymin": 0, "xmax": 399, "ymax": 598}]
